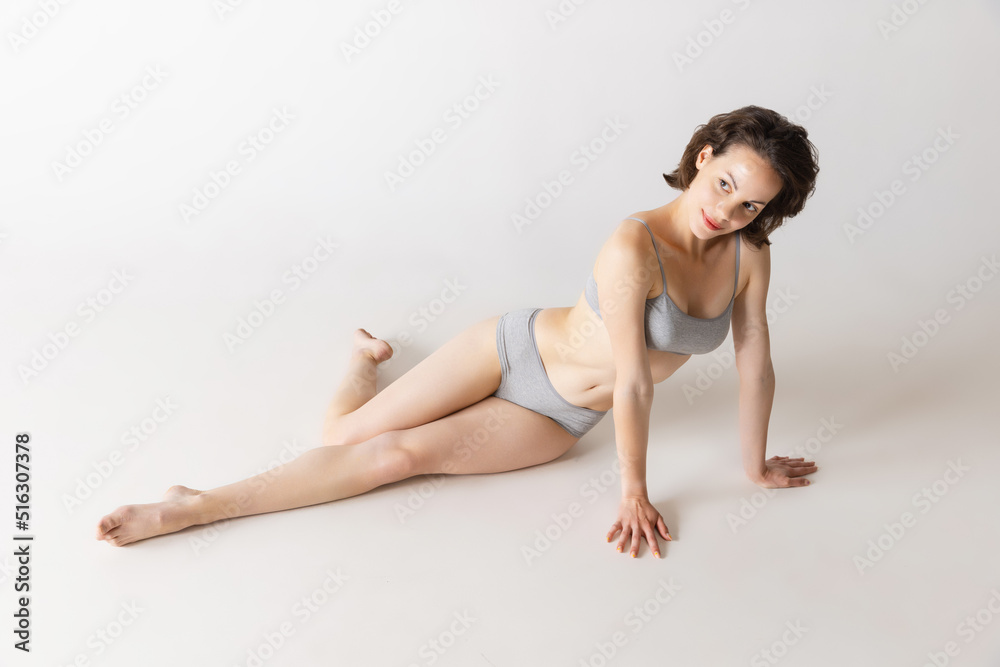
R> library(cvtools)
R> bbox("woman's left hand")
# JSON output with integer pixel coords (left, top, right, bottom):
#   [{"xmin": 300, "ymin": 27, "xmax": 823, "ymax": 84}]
[{"xmin": 753, "ymin": 456, "xmax": 818, "ymax": 489}]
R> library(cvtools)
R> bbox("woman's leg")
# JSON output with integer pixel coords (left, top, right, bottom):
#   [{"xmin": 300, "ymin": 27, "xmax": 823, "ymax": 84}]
[
  {"xmin": 322, "ymin": 328, "xmax": 393, "ymax": 433},
  {"xmin": 95, "ymin": 396, "xmax": 579, "ymax": 547},
  {"xmin": 95, "ymin": 436, "xmax": 405, "ymax": 547},
  {"xmin": 322, "ymin": 314, "xmax": 503, "ymax": 447}
]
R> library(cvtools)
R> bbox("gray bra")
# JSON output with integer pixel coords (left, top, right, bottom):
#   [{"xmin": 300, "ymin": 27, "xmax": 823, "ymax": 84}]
[{"xmin": 584, "ymin": 217, "xmax": 740, "ymax": 355}]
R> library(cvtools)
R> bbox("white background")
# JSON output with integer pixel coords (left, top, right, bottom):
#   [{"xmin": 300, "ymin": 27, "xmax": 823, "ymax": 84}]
[{"xmin": 2, "ymin": 1, "xmax": 999, "ymax": 665}]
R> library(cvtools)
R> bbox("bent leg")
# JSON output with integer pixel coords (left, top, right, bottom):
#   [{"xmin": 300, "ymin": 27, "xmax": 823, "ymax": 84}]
[
  {"xmin": 323, "ymin": 314, "xmax": 503, "ymax": 447},
  {"xmin": 396, "ymin": 396, "xmax": 581, "ymax": 475},
  {"xmin": 324, "ymin": 328, "xmax": 394, "ymax": 423}
]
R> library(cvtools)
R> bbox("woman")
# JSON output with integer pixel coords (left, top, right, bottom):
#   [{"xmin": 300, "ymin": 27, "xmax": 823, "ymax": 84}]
[{"xmin": 96, "ymin": 105, "xmax": 820, "ymax": 559}]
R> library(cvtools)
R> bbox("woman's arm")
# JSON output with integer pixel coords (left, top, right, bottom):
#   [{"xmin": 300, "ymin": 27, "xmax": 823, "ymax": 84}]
[
  {"xmin": 739, "ymin": 367, "xmax": 775, "ymax": 484},
  {"xmin": 732, "ymin": 240, "xmax": 775, "ymax": 482},
  {"xmin": 592, "ymin": 220, "xmax": 672, "ymax": 558},
  {"xmin": 732, "ymin": 241, "xmax": 817, "ymax": 488},
  {"xmin": 614, "ymin": 388, "xmax": 654, "ymax": 497}
]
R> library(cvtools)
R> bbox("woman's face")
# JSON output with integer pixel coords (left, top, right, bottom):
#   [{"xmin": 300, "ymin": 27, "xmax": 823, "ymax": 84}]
[{"xmin": 686, "ymin": 143, "xmax": 784, "ymax": 237}]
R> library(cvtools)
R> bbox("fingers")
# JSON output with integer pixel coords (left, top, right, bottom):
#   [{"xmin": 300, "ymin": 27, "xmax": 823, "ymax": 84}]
[
  {"xmin": 642, "ymin": 523, "xmax": 661, "ymax": 559},
  {"xmin": 611, "ymin": 521, "xmax": 639, "ymax": 556},
  {"xmin": 772, "ymin": 457, "xmax": 818, "ymax": 474},
  {"xmin": 615, "ymin": 521, "xmax": 667, "ymax": 558},
  {"xmin": 615, "ymin": 524, "xmax": 630, "ymax": 553},
  {"xmin": 779, "ymin": 458, "xmax": 818, "ymax": 483},
  {"xmin": 777, "ymin": 470, "xmax": 814, "ymax": 487},
  {"xmin": 656, "ymin": 516, "xmax": 672, "ymax": 541},
  {"xmin": 606, "ymin": 521, "xmax": 622, "ymax": 544},
  {"xmin": 609, "ymin": 506, "xmax": 673, "ymax": 559}
]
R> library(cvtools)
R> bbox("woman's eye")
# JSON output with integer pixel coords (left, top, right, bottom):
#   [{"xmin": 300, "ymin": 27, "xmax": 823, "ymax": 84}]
[{"xmin": 721, "ymin": 178, "xmax": 755, "ymax": 213}]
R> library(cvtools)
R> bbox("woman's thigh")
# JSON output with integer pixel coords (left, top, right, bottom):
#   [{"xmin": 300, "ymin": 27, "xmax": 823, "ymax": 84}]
[
  {"xmin": 329, "ymin": 314, "xmax": 503, "ymax": 446},
  {"xmin": 398, "ymin": 396, "xmax": 581, "ymax": 476}
]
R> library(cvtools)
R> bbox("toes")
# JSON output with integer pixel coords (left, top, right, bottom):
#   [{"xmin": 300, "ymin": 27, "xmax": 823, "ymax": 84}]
[
  {"xmin": 111, "ymin": 534, "xmax": 133, "ymax": 547},
  {"xmin": 98, "ymin": 525, "xmax": 122, "ymax": 542},
  {"xmin": 97, "ymin": 511, "xmax": 122, "ymax": 536}
]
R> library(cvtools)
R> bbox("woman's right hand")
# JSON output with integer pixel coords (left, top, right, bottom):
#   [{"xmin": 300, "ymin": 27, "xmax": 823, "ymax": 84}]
[{"xmin": 606, "ymin": 495, "xmax": 672, "ymax": 559}]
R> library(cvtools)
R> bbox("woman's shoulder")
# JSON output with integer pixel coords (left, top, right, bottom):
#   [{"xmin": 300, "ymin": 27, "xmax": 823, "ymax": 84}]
[
  {"xmin": 590, "ymin": 213, "xmax": 660, "ymax": 279},
  {"xmin": 735, "ymin": 229, "xmax": 769, "ymax": 299}
]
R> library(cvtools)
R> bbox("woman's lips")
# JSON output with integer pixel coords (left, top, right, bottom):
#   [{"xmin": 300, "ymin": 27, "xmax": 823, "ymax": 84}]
[{"xmin": 703, "ymin": 210, "xmax": 721, "ymax": 230}]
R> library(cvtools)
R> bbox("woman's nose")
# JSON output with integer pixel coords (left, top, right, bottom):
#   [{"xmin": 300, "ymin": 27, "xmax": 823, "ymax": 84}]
[{"xmin": 714, "ymin": 206, "xmax": 734, "ymax": 226}]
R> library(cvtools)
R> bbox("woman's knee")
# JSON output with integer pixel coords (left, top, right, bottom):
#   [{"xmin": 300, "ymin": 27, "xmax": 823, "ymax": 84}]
[
  {"xmin": 322, "ymin": 419, "xmax": 347, "ymax": 447},
  {"xmin": 365, "ymin": 431, "xmax": 425, "ymax": 485},
  {"xmin": 322, "ymin": 412, "xmax": 367, "ymax": 447}
]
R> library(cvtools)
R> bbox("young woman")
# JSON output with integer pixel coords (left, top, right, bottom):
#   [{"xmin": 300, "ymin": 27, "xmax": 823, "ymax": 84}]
[{"xmin": 96, "ymin": 105, "xmax": 820, "ymax": 559}]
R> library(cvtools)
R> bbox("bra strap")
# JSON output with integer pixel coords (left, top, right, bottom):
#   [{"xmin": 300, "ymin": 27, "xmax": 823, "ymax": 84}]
[
  {"xmin": 731, "ymin": 229, "xmax": 741, "ymax": 299},
  {"xmin": 625, "ymin": 217, "xmax": 668, "ymax": 295}
]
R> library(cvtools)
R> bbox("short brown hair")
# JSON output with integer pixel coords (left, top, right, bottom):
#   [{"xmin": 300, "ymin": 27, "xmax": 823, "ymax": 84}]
[{"xmin": 662, "ymin": 105, "xmax": 820, "ymax": 249}]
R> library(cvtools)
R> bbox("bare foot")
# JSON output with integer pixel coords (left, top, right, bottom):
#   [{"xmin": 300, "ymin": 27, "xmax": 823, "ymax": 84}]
[
  {"xmin": 353, "ymin": 328, "xmax": 393, "ymax": 364},
  {"xmin": 95, "ymin": 485, "xmax": 205, "ymax": 547}
]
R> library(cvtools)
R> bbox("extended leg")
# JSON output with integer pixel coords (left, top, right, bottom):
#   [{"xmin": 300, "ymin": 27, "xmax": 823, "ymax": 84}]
[
  {"xmin": 95, "ymin": 434, "xmax": 409, "ymax": 547},
  {"xmin": 95, "ymin": 396, "xmax": 578, "ymax": 547}
]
